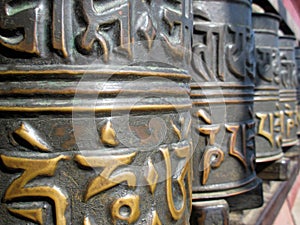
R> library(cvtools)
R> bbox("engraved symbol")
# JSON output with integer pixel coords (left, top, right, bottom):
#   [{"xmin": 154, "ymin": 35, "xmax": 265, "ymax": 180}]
[
  {"xmin": 193, "ymin": 4, "xmax": 210, "ymax": 21},
  {"xmin": 111, "ymin": 195, "xmax": 140, "ymax": 224},
  {"xmin": 150, "ymin": 211, "xmax": 162, "ymax": 225},
  {"xmin": 136, "ymin": 12, "xmax": 156, "ymax": 49},
  {"xmin": 226, "ymin": 25, "xmax": 247, "ymax": 79},
  {"xmin": 52, "ymin": 0, "xmax": 71, "ymax": 58},
  {"xmin": 100, "ymin": 120, "xmax": 119, "ymax": 147},
  {"xmin": 161, "ymin": 3, "xmax": 186, "ymax": 58},
  {"xmin": 74, "ymin": 152, "xmax": 137, "ymax": 202},
  {"xmin": 1, "ymin": 155, "xmax": 70, "ymax": 225},
  {"xmin": 256, "ymin": 48, "xmax": 272, "ymax": 82},
  {"xmin": 192, "ymin": 24, "xmax": 225, "ymax": 81},
  {"xmin": 171, "ymin": 114, "xmax": 192, "ymax": 141},
  {"xmin": 83, "ymin": 216, "xmax": 96, "ymax": 225},
  {"xmin": 8, "ymin": 208, "xmax": 44, "ymax": 225},
  {"xmin": 272, "ymin": 49, "xmax": 281, "ymax": 84},
  {"xmin": 78, "ymin": 0, "xmax": 131, "ymax": 62},
  {"xmin": 197, "ymin": 109, "xmax": 212, "ymax": 124},
  {"xmin": 284, "ymin": 104, "xmax": 295, "ymax": 138},
  {"xmin": 199, "ymin": 125, "xmax": 220, "ymax": 145},
  {"xmin": 144, "ymin": 158, "xmax": 159, "ymax": 194},
  {"xmin": 202, "ymin": 147, "xmax": 224, "ymax": 185},
  {"xmin": 0, "ymin": 1, "xmax": 40, "ymax": 54},
  {"xmin": 256, "ymin": 113, "xmax": 274, "ymax": 147},
  {"xmin": 160, "ymin": 146, "xmax": 191, "ymax": 220},
  {"xmin": 171, "ymin": 119, "xmax": 182, "ymax": 140},
  {"xmin": 197, "ymin": 109, "xmax": 224, "ymax": 184},
  {"xmin": 13, "ymin": 122, "xmax": 51, "ymax": 152},
  {"xmin": 226, "ymin": 124, "xmax": 247, "ymax": 168}
]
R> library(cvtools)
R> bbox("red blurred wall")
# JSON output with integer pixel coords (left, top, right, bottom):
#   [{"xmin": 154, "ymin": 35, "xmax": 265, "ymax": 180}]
[{"xmin": 283, "ymin": 0, "xmax": 300, "ymax": 28}]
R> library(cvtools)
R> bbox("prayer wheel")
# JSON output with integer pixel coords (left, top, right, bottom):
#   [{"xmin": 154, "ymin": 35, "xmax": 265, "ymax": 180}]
[
  {"xmin": 191, "ymin": 0, "xmax": 263, "ymax": 212},
  {"xmin": 278, "ymin": 36, "xmax": 298, "ymax": 149},
  {"xmin": 252, "ymin": 13, "xmax": 283, "ymax": 163},
  {"xmin": 0, "ymin": 1, "xmax": 193, "ymax": 224}
]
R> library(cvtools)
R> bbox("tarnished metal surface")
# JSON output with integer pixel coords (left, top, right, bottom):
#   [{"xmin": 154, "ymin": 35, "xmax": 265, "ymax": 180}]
[
  {"xmin": 190, "ymin": 200, "xmax": 229, "ymax": 225},
  {"xmin": 191, "ymin": 0, "xmax": 263, "ymax": 211},
  {"xmin": 252, "ymin": 13, "xmax": 283, "ymax": 163},
  {"xmin": 0, "ymin": 1, "xmax": 193, "ymax": 224},
  {"xmin": 278, "ymin": 36, "xmax": 298, "ymax": 148}
]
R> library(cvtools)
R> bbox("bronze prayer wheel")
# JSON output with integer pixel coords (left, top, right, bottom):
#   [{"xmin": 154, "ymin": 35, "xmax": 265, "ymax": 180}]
[
  {"xmin": 191, "ymin": 0, "xmax": 263, "ymax": 211},
  {"xmin": 0, "ymin": 1, "xmax": 193, "ymax": 224},
  {"xmin": 252, "ymin": 13, "xmax": 283, "ymax": 163},
  {"xmin": 296, "ymin": 47, "xmax": 300, "ymax": 135},
  {"xmin": 278, "ymin": 35, "xmax": 298, "ymax": 148}
]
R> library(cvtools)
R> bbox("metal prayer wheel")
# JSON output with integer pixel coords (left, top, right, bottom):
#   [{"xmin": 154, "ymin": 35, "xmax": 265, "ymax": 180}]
[
  {"xmin": 0, "ymin": 1, "xmax": 193, "ymax": 224},
  {"xmin": 190, "ymin": 0, "xmax": 263, "ymax": 211},
  {"xmin": 296, "ymin": 47, "xmax": 300, "ymax": 135},
  {"xmin": 252, "ymin": 13, "xmax": 283, "ymax": 163},
  {"xmin": 278, "ymin": 35, "xmax": 298, "ymax": 148}
]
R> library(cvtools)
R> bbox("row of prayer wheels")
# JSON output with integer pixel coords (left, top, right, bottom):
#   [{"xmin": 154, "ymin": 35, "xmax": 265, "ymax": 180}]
[{"xmin": 0, "ymin": 0, "xmax": 299, "ymax": 224}]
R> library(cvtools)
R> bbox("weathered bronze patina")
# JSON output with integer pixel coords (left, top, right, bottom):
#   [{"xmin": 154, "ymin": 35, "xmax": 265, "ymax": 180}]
[
  {"xmin": 190, "ymin": 200, "xmax": 229, "ymax": 225},
  {"xmin": 278, "ymin": 36, "xmax": 298, "ymax": 149},
  {"xmin": 252, "ymin": 13, "xmax": 283, "ymax": 163},
  {"xmin": 0, "ymin": 1, "xmax": 193, "ymax": 224},
  {"xmin": 191, "ymin": 0, "xmax": 263, "ymax": 214}
]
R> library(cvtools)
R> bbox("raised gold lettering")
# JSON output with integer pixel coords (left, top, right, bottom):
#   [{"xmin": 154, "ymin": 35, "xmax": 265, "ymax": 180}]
[
  {"xmin": 111, "ymin": 195, "xmax": 140, "ymax": 224},
  {"xmin": 1, "ymin": 155, "xmax": 69, "ymax": 225},
  {"xmin": 226, "ymin": 124, "xmax": 247, "ymax": 168},
  {"xmin": 202, "ymin": 147, "xmax": 224, "ymax": 185},
  {"xmin": 256, "ymin": 113, "xmax": 274, "ymax": 147},
  {"xmin": 160, "ymin": 145, "xmax": 191, "ymax": 220},
  {"xmin": 74, "ymin": 152, "xmax": 137, "ymax": 202}
]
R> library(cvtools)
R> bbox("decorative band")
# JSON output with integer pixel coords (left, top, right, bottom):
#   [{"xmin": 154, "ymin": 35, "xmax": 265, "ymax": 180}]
[
  {"xmin": 192, "ymin": 175, "xmax": 259, "ymax": 199},
  {"xmin": 256, "ymin": 153, "xmax": 283, "ymax": 163},
  {"xmin": 0, "ymin": 104, "xmax": 192, "ymax": 113},
  {"xmin": 0, "ymin": 66, "xmax": 191, "ymax": 81}
]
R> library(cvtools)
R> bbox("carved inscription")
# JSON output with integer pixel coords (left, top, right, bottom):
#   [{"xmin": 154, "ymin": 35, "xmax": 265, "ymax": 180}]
[
  {"xmin": 192, "ymin": 23, "xmax": 225, "ymax": 81},
  {"xmin": 74, "ymin": 152, "xmax": 137, "ymax": 202},
  {"xmin": 0, "ymin": 0, "xmax": 72, "ymax": 57},
  {"xmin": 1, "ymin": 143, "xmax": 191, "ymax": 224},
  {"xmin": 111, "ymin": 195, "xmax": 140, "ymax": 224},
  {"xmin": 280, "ymin": 54, "xmax": 297, "ymax": 88},
  {"xmin": 160, "ymin": 145, "xmax": 191, "ymax": 220},
  {"xmin": 150, "ymin": 211, "xmax": 163, "ymax": 225},
  {"xmin": 196, "ymin": 109, "xmax": 254, "ymax": 185},
  {"xmin": 77, "ymin": 0, "xmax": 131, "ymax": 62},
  {"xmin": 161, "ymin": 2, "xmax": 189, "ymax": 58},
  {"xmin": 256, "ymin": 113, "xmax": 274, "ymax": 147},
  {"xmin": 275, "ymin": 103, "xmax": 298, "ymax": 143},
  {"xmin": 226, "ymin": 25, "xmax": 248, "ymax": 79},
  {"xmin": 284, "ymin": 104, "xmax": 296, "ymax": 138},
  {"xmin": 272, "ymin": 49, "xmax": 281, "ymax": 84},
  {"xmin": 192, "ymin": 21, "xmax": 254, "ymax": 81},
  {"xmin": 0, "ymin": 155, "xmax": 70, "ymax": 225},
  {"xmin": 0, "ymin": 1, "xmax": 189, "ymax": 61},
  {"xmin": 255, "ymin": 47, "xmax": 279, "ymax": 82},
  {"xmin": 256, "ymin": 48, "xmax": 273, "ymax": 82},
  {"xmin": 226, "ymin": 124, "xmax": 247, "ymax": 168},
  {"xmin": 0, "ymin": 1, "xmax": 41, "ymax": 55}
]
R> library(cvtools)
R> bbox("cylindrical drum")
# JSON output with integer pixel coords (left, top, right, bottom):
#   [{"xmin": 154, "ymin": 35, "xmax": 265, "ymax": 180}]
[
  {"xmin": 191, "ymin": 0, "xmax": 262, "ymax": 211},
  {"xmin": 0, "ymin": 1, "xmax": 193, "ymax": 224},
  {"xmin": 296, "ymin": 47, "xmax": 300, "ymax": 135},
  {"xmin": 252, "ymin": 13, "xmax": 283, "ymax": 163},
  {"xmin": 278, "ymin": 36, "xmax": 298, "ymax": 148}
]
